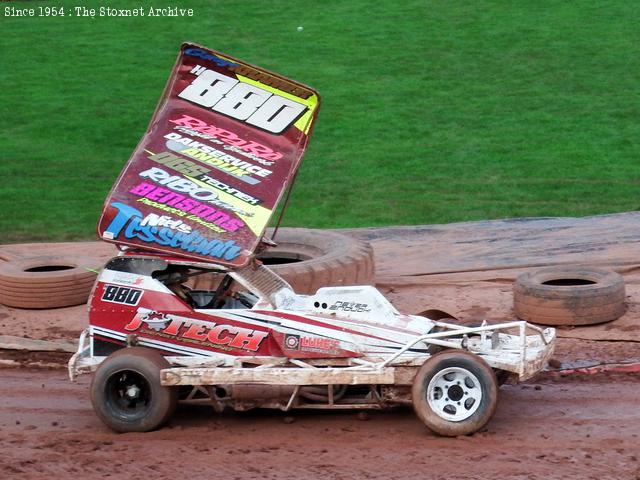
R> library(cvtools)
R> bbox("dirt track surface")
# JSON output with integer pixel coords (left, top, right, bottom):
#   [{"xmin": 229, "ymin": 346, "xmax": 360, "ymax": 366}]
[
  {"xmin": 1, "ymin": 369, "xmax": 638, "ymax": 480},
  {"xmin": 2, "ymin": 217, "xmax": 640, "ymax": 479}
]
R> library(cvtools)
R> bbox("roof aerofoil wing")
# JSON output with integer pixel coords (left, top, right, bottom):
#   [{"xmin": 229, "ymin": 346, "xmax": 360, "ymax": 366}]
[{"xmin": 97, "ymin": 43, "xmax": 320, "ymax": 268}]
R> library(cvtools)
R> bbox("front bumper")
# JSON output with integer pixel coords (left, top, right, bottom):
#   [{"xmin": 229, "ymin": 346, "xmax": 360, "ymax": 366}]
[{"xmin": 474, "ymin": 325, "xmax": 556, "ymax": 380}]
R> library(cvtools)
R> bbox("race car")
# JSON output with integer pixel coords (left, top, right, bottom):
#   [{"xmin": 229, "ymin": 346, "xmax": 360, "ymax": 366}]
[
  {"xmin": 69, "ymin": 44, "xmax": 555, "ymax": 436},
  {"xmin": 69, "ymin": 250, "xmax": 555, "ymax": 436}
]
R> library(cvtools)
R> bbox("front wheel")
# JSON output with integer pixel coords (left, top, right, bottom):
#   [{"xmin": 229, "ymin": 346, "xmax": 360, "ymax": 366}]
[
  {"xmin": 90, "ymin": 347, "xmax": 178, "ymax": 433},
  {"xmin": 412, "ymin": 350, "xmax": 498, "ymax": 436}
]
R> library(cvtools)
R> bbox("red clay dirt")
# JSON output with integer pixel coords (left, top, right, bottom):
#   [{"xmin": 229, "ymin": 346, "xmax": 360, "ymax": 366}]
[
  {"xmin": 1, "ymin": 369, "xmax": 639, "ymax": 480},
  {"xmin": 1, "ymin": 214, "xmax": 640, "ymax": 479}
]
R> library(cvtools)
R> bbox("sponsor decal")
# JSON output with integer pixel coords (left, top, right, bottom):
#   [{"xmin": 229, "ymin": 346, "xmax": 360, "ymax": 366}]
[
  {"xmin": 125, "ymin": 309, "xmax": 268, "ymax": 352},
  {"xmin": 284, "ymin": 334, "xmax": 300, "ymax": 350},
  {"xmin": 104, "ymin": 202, "xmax": 242, "ymax": 261},
  {"xmin": 110, "ymin": 273, "xmax": 145, "ymax": 286},
  {"xmin": 283, "ymin": 333, "xmax": 339, "ymax": 353},
  {"xmin": 133, "ymin": 198, "xmax": 225, "ymax": 234},
  {"xmin": 178, "ymin": 65, "xmax": 308, "ymax": 134},
  {"xmin": 129, "ymin": 180, "xmax": 245, "ymax": 231},
  {"xmin": 228, "ymin": 64, "xmax": 314, "ymax": 100},
  {"xmin": 133, "ymin": 163, "xmax": 249, "ymax": 216},
  {"xmin": 96, "ymin": 43, "xmax": 321, "ymax": 268},
  {"xmin": 147, "ymin": 150, "xmax": 263, "ymax": 206},
  {"xmin": 328, "ymin": 301, "xmax": 371, "ymax": 313},
  {"xmin": 184, "ymin": 48, "xmax": 313, "ymax": 100},
  {"xmin": 131, "ymin": 165, "xmax": 275, "ymax": 237},
  {"xmin": 148, "ymin": 150, "xmax": 210, "ymax": 177},
  {"xmin": 169, "ymin": 116, "xmax": 282, "ymax": 163},
  {"xmin": 101, "ymin": 285, "xmax": 143, "ymax": 306},
  {"xmin": 164, "ymin": 133, "xmax": 272, "ymax": 185},
  {"xmin": 164, "ymin": 132, "xmax": 274, "ymax": 176},
  {"xmin": 172, "ymin": 125, "xmax": 276, "ymax": 167},
  {"xmin": 223, "ymin": 144, "xmax": 274, "ymax": 167},
  {"xmin": 184, "ymin": 47, "xmax": 239, "ymax": 69},
  {"xmin": 136, "ymin": 311, "xmax": 171, "ymax": 331},
  {"xmin": 300, "ymin": 336, "xmax": 340, "ymax": 352},
  {"xmin": 138, "ymin": 166, "xmax": 250, "ymax": 217},
  {"xmin": 196, "ymin": 176, "xmax": 262, "ymax": 206},
  {"xmin": 141, "ymin": 213, "xmax": 191, "ymax": 233}
]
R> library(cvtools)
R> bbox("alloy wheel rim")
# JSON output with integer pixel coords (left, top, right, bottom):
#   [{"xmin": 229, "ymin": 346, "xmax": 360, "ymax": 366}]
[{"xmin": 426, "ymin": 367, "xmax": 482, "ymax": 421}]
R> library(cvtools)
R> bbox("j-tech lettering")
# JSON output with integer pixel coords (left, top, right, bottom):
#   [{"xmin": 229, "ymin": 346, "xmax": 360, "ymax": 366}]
[
  {"xmin": 178, "ymin": 65, "xmax": 307, "ymax": 134},
  {"xmin": 125, "ymin": 313, "xmax": 269, "ymax": 352}
]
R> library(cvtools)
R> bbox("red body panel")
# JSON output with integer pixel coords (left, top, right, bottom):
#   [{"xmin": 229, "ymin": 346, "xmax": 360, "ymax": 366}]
[{"xmin": 90, "ymin": 278, "xmax": 361, "ymax": 359}]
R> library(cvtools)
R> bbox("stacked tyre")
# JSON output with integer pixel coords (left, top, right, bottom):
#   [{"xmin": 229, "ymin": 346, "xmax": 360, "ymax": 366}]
[
  {"xmin": 513, "ymin": 266, "xmax": 626, "ymax": 326},
  {"xmin": 263, "ymin": 228, "xmax": 375, "ymax": 294},
  {"xmin": 0, "ymin": 256, "xmax": 99, "ymax": 309},
  {"xmin": 192, "ymin": 228, "xmax": 375, "ymax": 294}
]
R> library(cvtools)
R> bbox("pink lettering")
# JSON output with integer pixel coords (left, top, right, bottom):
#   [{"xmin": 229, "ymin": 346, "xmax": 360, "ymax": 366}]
[
  {"xmin": 159, "ymin": 191, "xmax": 186, "ymax": 206},
  {"xmin": 146, "ymin": 187, "xmax": 171, "ymax": 201},
  {"xmin": 189, "ymin": 204, "xmax": 216, "ymax": 217},
  {"xmin": 182, "ymin": 323, "xmax": 208, "ymax": 341},
  {"xmin": 169, "ymin": 115, "xmax": 283, "ymax": 161},
  {"xmin": 169, "ymin": 114, "xmax": 207, "ymax": 129},
  {"xmin": 129, "ymin": 182, "xmax": 156, "ymax": 196},
  {"xmin": 204, "ymin": 211, "xmax": 230, "ymax": 224},
  {"xmin": 174, "ymin": 198, "xmax": 199, "ymax": 211},
  {"xmin": 242, "ymin": 141, "xmax": 283, "ymax": 161},
  {"xmin": 207, "ymin": 325, "xmax": 233, "ymax": 345},
  {"xmin": 221, "ymin": 218, "xmax": 244, "ymax": 232},
  {"xmin": 162, "ymin": 318, "xmax": 183, "ymax": 335}
]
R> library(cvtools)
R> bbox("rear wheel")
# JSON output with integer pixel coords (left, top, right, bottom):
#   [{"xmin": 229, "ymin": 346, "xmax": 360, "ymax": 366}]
[
  {"xmin": 412, "ymin": 350, "xmax": 498, "ymax": 436},
  {"xmin": 90, "ymin": 347, "xmax": 177, "ymax": 433}
]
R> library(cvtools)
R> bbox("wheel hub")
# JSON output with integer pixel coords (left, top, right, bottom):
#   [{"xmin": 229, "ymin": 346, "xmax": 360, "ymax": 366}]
[
  {"xmin": 427, "ymin": 367, "xmax": 483, "ymax": 422},
  {"xmin": 447, "ymin": 384, "xmax": 464, "ymax": 402},
  {"xmin": 105, "ymin": 370, "xmax": 152, "ymax": 418},
  {"xmin": 125, "ymin": 385, "xmax": 141, "ymax": 399}
]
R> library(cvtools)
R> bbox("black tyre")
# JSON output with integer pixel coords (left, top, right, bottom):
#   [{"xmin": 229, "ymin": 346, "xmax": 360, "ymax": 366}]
[
  {"xmin": 412, "ymin": 350, "xmax": 498, "ymax": 436},
  {"xmin": 90, "ymin": 347, "xmax": 177, "ymax": 433}
]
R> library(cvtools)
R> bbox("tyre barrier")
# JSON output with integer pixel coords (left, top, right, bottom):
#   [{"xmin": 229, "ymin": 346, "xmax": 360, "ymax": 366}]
[
  {"xmin": 192, "ymin": 227, "xmax": 375, "ymax": 295},
  {"xmin": 513, "ymin": 266, "xmax": 626, "ymax": 326},
  {"xmin": 0, "ymin": 255, "xmax": 99, "ymax": 309}
]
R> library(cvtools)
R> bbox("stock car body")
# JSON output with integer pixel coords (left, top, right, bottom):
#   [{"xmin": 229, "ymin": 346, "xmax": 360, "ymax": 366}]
[
  {"xmin": 69, "ymin": 44, "xmax": 556, "ymax": 436},
  {"xmin": 69, "ymin": 251, "xmax": 555, "ymax": 436}
]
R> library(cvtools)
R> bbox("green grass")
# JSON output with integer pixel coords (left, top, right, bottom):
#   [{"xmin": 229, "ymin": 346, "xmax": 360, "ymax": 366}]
[{"xmin": 1, "ymin": 0, "xmax": 639, "ymax": 242}]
